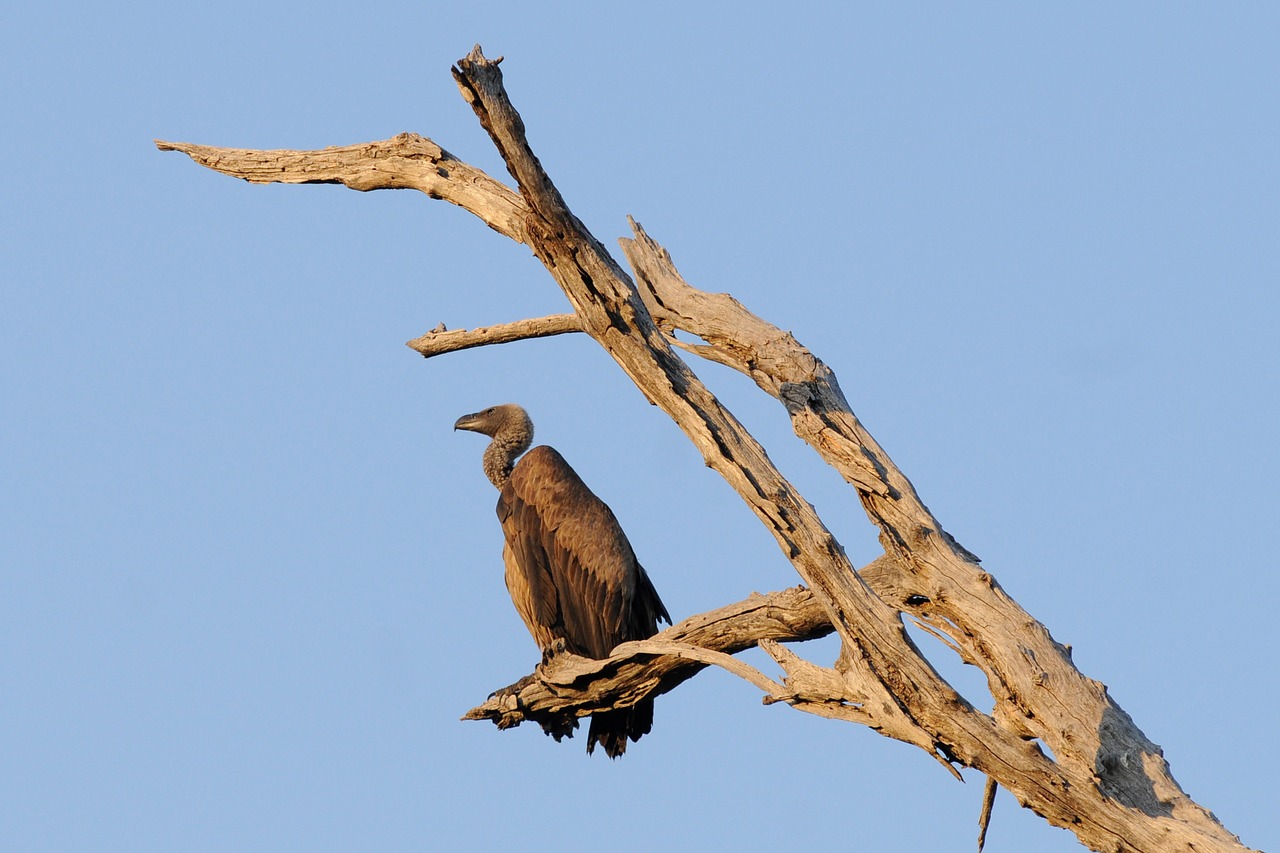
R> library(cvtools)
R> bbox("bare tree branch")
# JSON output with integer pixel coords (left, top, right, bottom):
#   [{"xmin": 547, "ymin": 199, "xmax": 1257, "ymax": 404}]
[
  {"xmin": 461, "ymin": 555, "xmax": 957, "ymax": 739},
  {"xmin": 621, "ymin": 214, "xmax": 1236, "ymax": 845},
  {"xmin": 406, "ymin": 314, "xmax": 581, "ymax": 358},
  {"xmin": 613, "ymin": 639, "xmax": 787, "ymax": 696},
  {"xmin": 155, "ymin": 134, "xmax": 528, "ymax": 241},
  {"xmin": 462, "ymin": 584, "xmax": 835, "ymax": 733}
]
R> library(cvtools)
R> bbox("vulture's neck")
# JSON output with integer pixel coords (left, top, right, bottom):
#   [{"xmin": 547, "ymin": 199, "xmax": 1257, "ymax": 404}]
[{"xmin": 482, "ymin": 426, "xmax": 532, "ymax": 489}]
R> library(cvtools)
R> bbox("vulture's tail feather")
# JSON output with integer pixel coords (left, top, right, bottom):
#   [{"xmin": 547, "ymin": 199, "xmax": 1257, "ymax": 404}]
[{"xmin": 586, "ymin": 700, "xmax": 655, "ymax": 758}]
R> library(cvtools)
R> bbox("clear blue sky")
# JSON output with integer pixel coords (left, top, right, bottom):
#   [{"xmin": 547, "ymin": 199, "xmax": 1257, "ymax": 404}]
[{"xmin": 3, "ymin": 4, "xmax": 1276, "ymax": 851}]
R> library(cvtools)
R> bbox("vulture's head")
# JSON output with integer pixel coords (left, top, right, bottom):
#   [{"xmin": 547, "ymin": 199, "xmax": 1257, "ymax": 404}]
[{"xmin": 454, "ymin": 403, "xmax": 534, "ymax": 442}]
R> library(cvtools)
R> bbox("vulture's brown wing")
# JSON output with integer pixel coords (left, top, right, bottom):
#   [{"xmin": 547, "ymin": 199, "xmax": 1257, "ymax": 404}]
[{"xmin": 497, "ymin": 445, "xmax": 650, "ymax": 659}]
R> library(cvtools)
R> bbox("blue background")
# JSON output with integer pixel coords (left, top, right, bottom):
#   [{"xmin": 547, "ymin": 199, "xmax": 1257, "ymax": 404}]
[{"xmin": 2, "ymin": 3, "xmax": 1275, "ymax": 851}]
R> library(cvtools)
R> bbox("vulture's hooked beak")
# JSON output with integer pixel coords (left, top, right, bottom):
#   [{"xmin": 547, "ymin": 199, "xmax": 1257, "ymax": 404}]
[{"xmin": 454, "ymin": 412, "xmax": 481, "ymax": 432}]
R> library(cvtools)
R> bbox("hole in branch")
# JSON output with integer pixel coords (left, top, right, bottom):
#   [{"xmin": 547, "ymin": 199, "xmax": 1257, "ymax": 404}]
[
  {"xmin": 740, "ymin": 633, "xmax": 844, "ymax": 687},
  {"xmin": 1031, "ymin": 736, "xmax": 1058, "ymax": 764},
  {"xmin": 902, "ymin": 619, "xmax": 995, "ymax": 715},
  {"xmin": 672, "ymin": 328, "xmax": 703, "ymax": 346}
]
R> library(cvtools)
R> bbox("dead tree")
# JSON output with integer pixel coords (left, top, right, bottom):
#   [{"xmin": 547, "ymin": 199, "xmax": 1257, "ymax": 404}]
[{"xmin": 156, "ymin": 46, "xmax": 1255, "ymax": 853}]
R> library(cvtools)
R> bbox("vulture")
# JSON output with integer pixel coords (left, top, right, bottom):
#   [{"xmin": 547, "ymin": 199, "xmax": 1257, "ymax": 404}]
[{"xmin": 454, "ymin": 403, "xmax": 671, "ymax": 757}]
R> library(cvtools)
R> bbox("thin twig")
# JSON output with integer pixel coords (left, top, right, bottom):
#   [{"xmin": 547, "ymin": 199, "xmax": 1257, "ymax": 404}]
[{"xmin": 612, "ymin": 638, "xmax": 785, "ymax": 696}]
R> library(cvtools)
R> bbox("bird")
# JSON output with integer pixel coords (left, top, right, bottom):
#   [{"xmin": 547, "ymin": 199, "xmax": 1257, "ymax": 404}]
[{"xmin": 454, "ymin": 403, "xmax": 671, "ymax": 757}]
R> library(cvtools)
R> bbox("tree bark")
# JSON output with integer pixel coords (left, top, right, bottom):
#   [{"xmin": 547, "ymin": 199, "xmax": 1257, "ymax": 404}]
[{"xmin": 155, "ymin": 45, "xmax": 1255, "ymax": 853}]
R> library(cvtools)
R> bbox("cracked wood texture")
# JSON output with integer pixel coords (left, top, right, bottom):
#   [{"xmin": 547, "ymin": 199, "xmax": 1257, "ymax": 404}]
[{"xmin": 156, "ymin": 45, "xmax": 1253, "ymax": 853}]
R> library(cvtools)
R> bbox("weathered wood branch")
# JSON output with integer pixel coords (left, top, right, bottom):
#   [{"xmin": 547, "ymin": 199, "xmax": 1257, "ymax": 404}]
[
  {"xmin": 406, "ymin": 314, "xmax": 581, "ymax": 358},
  {"xmin": 155, "ymin": 134, "xmax": 528, "ymax": 241},
  {"xmin": 157, "ymin": 45, "xmax": 1255, "ymax": 853},
  {"xmin": 621, "ymin": 217, "xmax": 1241, "ymax": 845},
  {"xmin": 463, "ymin": 584, "xmax": 836, "ymax": 735},
  {"xmin": 464, "ymin": 556, "xmax": 937, "ymax": 746}
]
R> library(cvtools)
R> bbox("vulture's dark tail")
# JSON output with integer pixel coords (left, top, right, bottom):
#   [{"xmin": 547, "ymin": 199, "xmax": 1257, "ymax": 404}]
[{"xmin": 587, "ymin": 700, "xmax": 655, "ymax": 758}]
